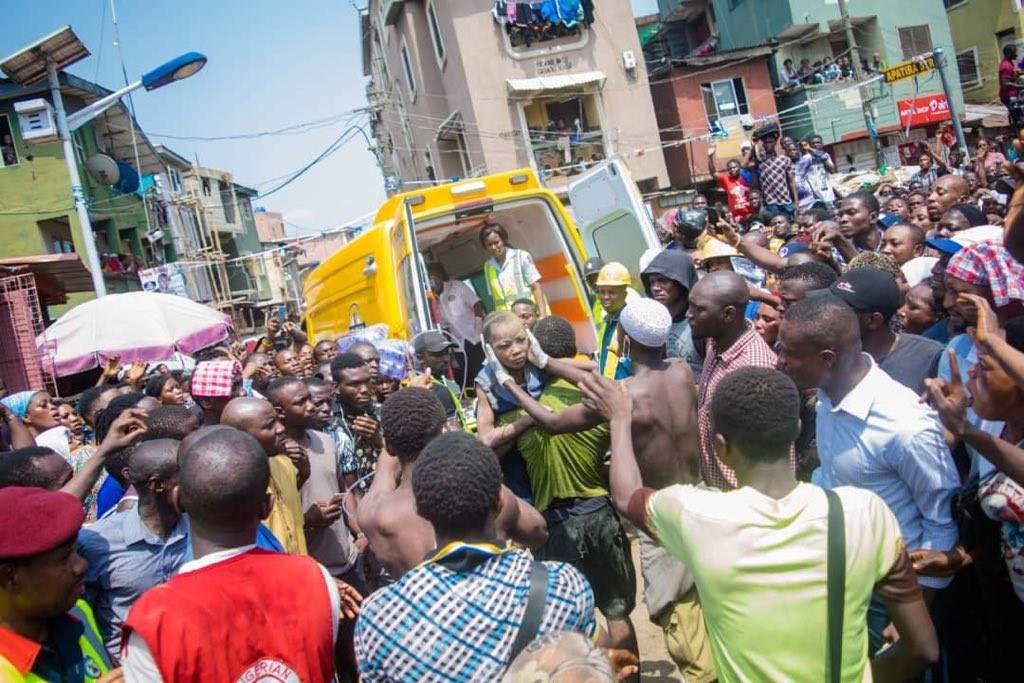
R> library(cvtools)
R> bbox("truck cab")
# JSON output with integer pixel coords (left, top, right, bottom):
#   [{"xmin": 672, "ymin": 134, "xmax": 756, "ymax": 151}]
[{"xmin": 303, "ymin": 159, "xmax": 659, "ymax": 355}]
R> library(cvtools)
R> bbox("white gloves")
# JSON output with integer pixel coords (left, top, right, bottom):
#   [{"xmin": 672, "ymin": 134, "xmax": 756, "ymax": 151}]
[
  {"xmin": 526, "ymin": 330, "xmax": 549, "ymax": 369},
  {"xmin": 484, "ymin": 343, "xmax": 513, "ymax": 386}
]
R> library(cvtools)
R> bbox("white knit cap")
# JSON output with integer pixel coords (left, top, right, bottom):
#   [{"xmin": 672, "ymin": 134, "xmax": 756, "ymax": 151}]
[{"xmin": 619, "ymin": 297, "xmax": 672, "ymax": 348}]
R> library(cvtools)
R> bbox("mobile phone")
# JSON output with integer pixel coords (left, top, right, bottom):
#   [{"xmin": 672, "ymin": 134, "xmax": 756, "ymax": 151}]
[
  {"xmin": 705, "ymin": 206, "xmax": 719, "ymax": 225},
  {"xmin": 276, "ymin": 306, "xmax": 286, "ymax": 325}
]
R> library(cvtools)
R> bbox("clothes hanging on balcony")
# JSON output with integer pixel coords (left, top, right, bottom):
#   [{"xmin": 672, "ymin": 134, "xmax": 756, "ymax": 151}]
[
  {"xmin": 539, "ymin": 0, "xmax": 584, "ymax": 28},
  {"xmin": 493, "ymin": 0, "xmax": 589, "ymax": 29}
]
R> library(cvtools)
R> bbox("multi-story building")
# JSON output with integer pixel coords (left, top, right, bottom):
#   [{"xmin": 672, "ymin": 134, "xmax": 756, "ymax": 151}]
[
  {"xmin": 640, "ymin": 5, "xmax": 779, "ymax": 188},
  {"xmin": 172, "ymin": 165, "xmax": 274, "ymax": 328},
  {"xmin": 945, "ymin": 0, "xmax": 1018, "ymax": 107},
  {"xmin": 0, "ymin": 71, "xmax": 163, "ymax": 314},
  {"xmin": 702, "ymin": 0, "xmax": 964, "ymax": 169},
  {"xmin": 362, "ymin": 0, "xmax": 669, "ymax": 194},
  {"xmin": 254, "ymin": 208, "xmax": 286, "ymax": 243}
]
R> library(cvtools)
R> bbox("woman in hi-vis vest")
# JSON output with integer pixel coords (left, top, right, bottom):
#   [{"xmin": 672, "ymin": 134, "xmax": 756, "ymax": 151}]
[{"xmin": 479, "ymin": 224, "xmax": 549, "ymax": 316}]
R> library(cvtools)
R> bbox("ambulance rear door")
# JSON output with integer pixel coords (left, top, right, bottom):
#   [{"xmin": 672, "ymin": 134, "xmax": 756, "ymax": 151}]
[{"xmin": 567, "ymin": 157, "xmax": 660, "ymax": 292}]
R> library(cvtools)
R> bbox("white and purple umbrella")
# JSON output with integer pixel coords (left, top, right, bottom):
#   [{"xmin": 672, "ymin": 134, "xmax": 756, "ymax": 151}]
[{"xmin": 38, "ymin": 291, "xmax": 233, "ymax": 377}]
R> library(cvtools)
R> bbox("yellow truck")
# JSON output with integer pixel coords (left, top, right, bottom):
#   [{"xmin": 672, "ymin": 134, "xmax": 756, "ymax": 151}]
[{"xmin": 303, "ymin": 159, "xmax": 660, "ymax": 354}]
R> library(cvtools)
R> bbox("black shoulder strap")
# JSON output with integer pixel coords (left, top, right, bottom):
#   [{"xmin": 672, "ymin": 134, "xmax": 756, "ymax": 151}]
[
  {"xmin": 825, "ymin": 489, "xmax": 846, "ymax": 683},
  {"xmin": 509, "ymin": 560, "xmax": 550, "ymax": 663}
]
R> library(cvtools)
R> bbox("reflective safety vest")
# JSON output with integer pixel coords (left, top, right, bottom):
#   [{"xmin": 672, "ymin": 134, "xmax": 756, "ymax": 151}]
[
  {"xmin": 596, "ymin": 314, "xmax": 621, "ymax": 379},
  {"xmin": 484, "ymin": 252, "xmax": 534, "ymax": 312},
  {"xmin": 0, "ymin": 600, "xmax": 110, "ymax": 682}
]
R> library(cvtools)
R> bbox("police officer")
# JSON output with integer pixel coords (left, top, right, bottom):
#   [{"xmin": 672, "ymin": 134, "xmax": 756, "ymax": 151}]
[{"xmin": 0, "ymin": 486, "xmax": 111, "ymax": 681}]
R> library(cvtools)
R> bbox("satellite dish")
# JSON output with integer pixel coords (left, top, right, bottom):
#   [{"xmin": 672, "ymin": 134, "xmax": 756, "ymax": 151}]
[{"xmin": 85, "ymin": 153, "xmax": 119, "ymax": 186}]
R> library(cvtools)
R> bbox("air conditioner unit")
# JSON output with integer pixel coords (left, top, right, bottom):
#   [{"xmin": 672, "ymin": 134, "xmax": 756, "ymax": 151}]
[
  {"xmin": 622, "ymin": 50, "xmax": 637, "ymax": 71},
  {"xmin": 13, "ymin": 98, "xmax": 58, "ymax": 144},
  {"xmin": 145, "ymin": 229, "xmax": 164, "ymax": 244}
]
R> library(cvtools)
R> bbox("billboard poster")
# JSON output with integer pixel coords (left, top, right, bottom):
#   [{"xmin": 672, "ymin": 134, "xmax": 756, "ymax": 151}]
[{"xmin": 139, "ymin": 264, "xmax": 188, "ymax": 297}]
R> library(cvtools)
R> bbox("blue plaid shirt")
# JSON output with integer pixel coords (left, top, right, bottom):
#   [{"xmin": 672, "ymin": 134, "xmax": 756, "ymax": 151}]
[{"xmin": 354, "ymin": 543, "xmax": 598, "ymax": 682}]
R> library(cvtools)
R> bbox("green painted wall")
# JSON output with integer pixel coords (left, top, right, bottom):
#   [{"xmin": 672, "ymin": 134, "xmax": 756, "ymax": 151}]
[
  {"xmin": 710, "ymin": 0, "xmax": 963, "ymax": 147},
  {"xmin": 946, "ymin": 0, "xmax": 1020, "ymax": 105},
  {"xmin": 0, "ymin": 94, "xmax": 149, "ymax": 258},
  {"xmin": 711, "ymin": 0, "xmax": 794, "ymax": 52},
  {"xmin": 0, "ymin": 92, "xmax": 148, "ymax": 311}
]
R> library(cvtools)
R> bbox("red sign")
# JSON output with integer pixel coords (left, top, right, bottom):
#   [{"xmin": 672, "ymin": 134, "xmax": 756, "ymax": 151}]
[{"xmin": 897, "ymin": 94, "xmax": 951, "ymax": 128}]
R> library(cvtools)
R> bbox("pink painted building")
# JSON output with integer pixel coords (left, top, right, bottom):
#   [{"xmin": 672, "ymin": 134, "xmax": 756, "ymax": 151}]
[
  {"xmin": 254, "ymin": 210, "xmax": 286, "ymax": 243},
  {"xmin": 648, "ymin": 46, "xmax": 779, "ymax": 188}
]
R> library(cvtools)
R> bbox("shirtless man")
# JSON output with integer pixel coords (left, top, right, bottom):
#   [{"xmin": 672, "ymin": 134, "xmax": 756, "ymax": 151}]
[
  {"xmin": 489, "ymin": 298, "xmax": 711, "ymax": 681},
  {"xmin": 356, "ymin": 387, "xmax": 548, "ymax": 578}
]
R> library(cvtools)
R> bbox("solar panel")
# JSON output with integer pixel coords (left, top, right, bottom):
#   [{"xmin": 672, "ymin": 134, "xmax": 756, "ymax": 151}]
[{"xmin": 0, "ymin": 26, "xmax": 90, "ymax": 86}]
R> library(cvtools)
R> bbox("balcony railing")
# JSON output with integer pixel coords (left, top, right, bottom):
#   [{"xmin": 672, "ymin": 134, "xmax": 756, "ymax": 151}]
[{"xmin": 531, "ymin": 130, "xmax": 606, "ymax": 177}]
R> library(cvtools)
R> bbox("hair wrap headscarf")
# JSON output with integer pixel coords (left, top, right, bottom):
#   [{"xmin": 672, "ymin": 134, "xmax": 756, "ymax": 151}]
[{"xmin": 1, "ymin": 390, "xmax": 41, "ymax": 421}]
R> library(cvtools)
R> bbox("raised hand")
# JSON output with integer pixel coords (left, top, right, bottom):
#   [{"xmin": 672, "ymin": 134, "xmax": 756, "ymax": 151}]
[
  {"xmin": 579, "ymin": 372, "xmax": 632, "ymax": 422},
  {"xmin": 921, "ymin": 350, "xmax": 969, "ymax": 438},
  {"xmin": 962, "ymin": 293, "xmax": 1003, "ymax": 349},
  {"xmin": 100, "ymin": 355, "xmax": 122, "ymax": 382},
  {"xmin": 125, "ymin": 360, "xmax": 148, "ymax": 387},
  {"xmin": 100, "ymin": 408, "xmax": 149, "ymax": 452}
]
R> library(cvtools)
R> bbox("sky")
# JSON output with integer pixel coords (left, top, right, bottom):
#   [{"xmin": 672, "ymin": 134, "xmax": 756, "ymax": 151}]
[{"xmin": 3, "ymin": 0, "xmax": 659, "ymax": 235}]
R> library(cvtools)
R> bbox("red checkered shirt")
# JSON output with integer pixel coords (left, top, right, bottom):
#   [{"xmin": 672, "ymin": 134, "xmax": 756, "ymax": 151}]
[
  {"xmin": 698, "ymin": 323, "xmax": 779, "ymax": 490},
  {"xmin": 190, "ymin": 360, "xmax": 241, "ymax": 398},
  {"xmin": 757, "ymin": 153, "xmax": 794, "ymax": 206}
]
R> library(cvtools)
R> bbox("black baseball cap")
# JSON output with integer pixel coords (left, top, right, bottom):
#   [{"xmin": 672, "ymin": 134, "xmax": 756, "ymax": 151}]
[
  {"xmin": 829, "ymin": 266, "xmax": 901, "ymax": 317},
  {"xmin": 752, "ymin": 123, "xmax": 781, "ymax": 141},
  {"xmin": 413, "ymin": 330, "xmax": 456, "ymax": 354}
]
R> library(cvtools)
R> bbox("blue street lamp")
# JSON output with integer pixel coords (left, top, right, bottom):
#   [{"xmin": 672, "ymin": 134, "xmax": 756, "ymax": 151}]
[
  {"xmin": 2, "ymin": 28, "xmax": 209, "ymax": 296},
  {"xmin": 142, "ymin": 52, "xmax": 208, "ymax": 91}
]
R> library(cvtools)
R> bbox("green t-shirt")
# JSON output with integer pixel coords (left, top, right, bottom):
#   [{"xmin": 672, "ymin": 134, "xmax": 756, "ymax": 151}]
[
  {"xmin": 647, "ymin": 483, "xmax": 905, "ymax": 683},
  {"xmin": 516, "ymin": 378, "xmax": 609, "ymax": 511}
]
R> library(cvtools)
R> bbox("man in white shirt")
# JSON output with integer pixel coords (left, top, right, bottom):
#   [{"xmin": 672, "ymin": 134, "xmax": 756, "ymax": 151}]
[
  {"xmin": 777, "ymin": 293, "xmax": 959, "ymax": 652},
  {"xmin": 121, "ymin": 427, "xmax": 357, "ymax": 681},
  {"xmin": 580, "ymin": 365, "xmax": 937, "ymax": 682},
  {"xmin": 428, "ymin": 262, "xmax": 485, "ymax": 383}
]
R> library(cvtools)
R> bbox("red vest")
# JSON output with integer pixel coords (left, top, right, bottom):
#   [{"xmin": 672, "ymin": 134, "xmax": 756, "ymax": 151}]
[{"xmin": 123, "ymin": 549, "xmax": 335, "ymax": 683}]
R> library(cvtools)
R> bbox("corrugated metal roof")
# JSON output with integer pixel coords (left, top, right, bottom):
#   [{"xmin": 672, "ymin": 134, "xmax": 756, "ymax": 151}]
[
  {"xmin": 506, "ymin": 71, "xmax": 606, "ymax": 94},
  {"xmin": 0, "ymin": 253, "xmax": 94, "ymax": 293}
]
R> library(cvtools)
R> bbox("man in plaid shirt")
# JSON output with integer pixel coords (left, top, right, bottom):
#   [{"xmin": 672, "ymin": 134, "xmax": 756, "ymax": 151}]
[
  {"xmin": 687, "ymin": 272, "xmax": 780, "ymax": 490},
  {"xmin": 355, "ymin": 432, "xmax": 597, "ymax": 682},
  {"xmin": 752, "ymin": 125, "xmax": 797, "ymax": 217}
]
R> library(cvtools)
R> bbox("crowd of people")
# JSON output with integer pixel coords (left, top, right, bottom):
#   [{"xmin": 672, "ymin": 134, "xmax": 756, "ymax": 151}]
[
  {"xmin": 1, "ymin": 123, "xmax": 1024, "ymax": 683},
  {"xmin": 777, "ymin": 49, "xmax": 890, "ymax": 92}
]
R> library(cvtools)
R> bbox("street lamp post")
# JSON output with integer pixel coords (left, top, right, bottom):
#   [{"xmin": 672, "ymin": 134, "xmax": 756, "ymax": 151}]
[
  {"xmin": 45, "ymin": 57, "xmax": 108, "ymax": 297},
  {"xmin": 53, "ymin": 51, "xmax": 208, "ymax": 297},
  {"xmin": 1, "ymin": 27, "xmax": 207, "ymax": 298}
]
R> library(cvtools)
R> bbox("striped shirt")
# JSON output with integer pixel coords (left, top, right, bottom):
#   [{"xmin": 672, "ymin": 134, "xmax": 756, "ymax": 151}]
[
  {"xmin": 698, "ymin": 323, "xmax": 780, "ymax": 490},
  {"xmin": 354, "ymin": 543, "xmax": 598, "ymax": 682}
]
